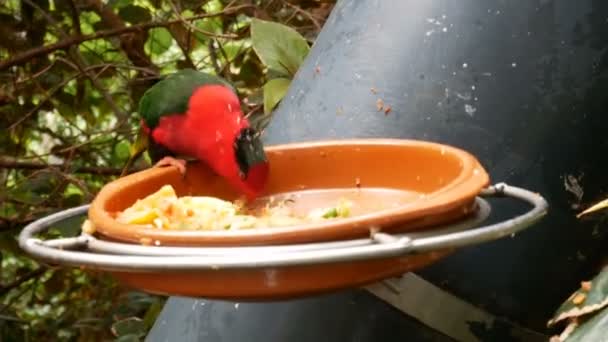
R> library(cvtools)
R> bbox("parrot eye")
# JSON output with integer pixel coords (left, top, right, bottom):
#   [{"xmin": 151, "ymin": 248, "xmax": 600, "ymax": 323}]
[{"xmin": 234, "ymin": 127, "xmax": 267, "ymax": 178}]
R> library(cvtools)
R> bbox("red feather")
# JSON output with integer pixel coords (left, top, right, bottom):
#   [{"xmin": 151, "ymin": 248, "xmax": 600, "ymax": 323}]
[{"xmin": 147, "ymin": 85, "xmax": 268, "ymax": 200}]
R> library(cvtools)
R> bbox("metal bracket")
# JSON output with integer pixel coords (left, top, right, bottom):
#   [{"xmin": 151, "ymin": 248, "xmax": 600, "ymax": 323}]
[
  {"xmin": 18, "ymin": 183, "xmax": 547, "ymax": 273},
  {"xmin": 16, "ymin": 183, "xmax": 549, "ymax": 342},
  {"xmin": 367, "ymin": 274, "xmax": 548, "ymax": 342}
]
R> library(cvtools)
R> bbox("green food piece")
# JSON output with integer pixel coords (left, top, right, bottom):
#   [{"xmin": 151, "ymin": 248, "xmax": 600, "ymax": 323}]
[
  {"xmin": 322, "ymin": 208, "xmax": 338, "ymax": 218},
  {"xmin": 322, "ymin": 201, "xmax": 352, "ymax": 219}
]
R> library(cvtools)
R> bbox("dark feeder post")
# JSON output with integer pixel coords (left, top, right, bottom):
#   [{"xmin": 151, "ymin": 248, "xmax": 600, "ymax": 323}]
[{"xmin": 147, "ymin": 0, "xmax": 608, "ymax": 340}]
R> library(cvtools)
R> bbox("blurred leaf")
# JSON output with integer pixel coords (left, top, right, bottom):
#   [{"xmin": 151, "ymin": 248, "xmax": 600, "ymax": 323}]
[
  {"xmin": 221, "ymin": 41, "xmax": 248, "ymax": 62},
  {"xmin": 565, "ymin": 308, "xmax": 608, "ymax": 341},
  {"xmin": 142, "ymin": 299, "xmax": 163, "ymax": 329},
  {"xmin": 179, "ymin": 0, "xmax": 207, "ymax": 11},
  {"xmin": 118, "ymin": 5, "xmax": 152, "ymax": 24},
  {"xmin": 263, "ymin": 77, "xmax": 291, "ymax": 114},
  {"xmin": 81, "ymin": 110, "xmax": 97, "ymax": 126},
  {"xmin": 245, "ymin": 87, "xmax": 264, "ymax": 106},
  {"xmin": 114, "ymin": 141, "xmax": 131, "ymax": 161},
  {"xmin": 0, "ymin": 233, "xmax": 22, "ymax": 256},
  {"xmin": 203, "ymin": 0, "xmax": 223, "ymax": 13},
  {"xmin": 549, "ymin": 269, "xmax": 608, "ymax": 327},
  {"xmin": 111, "ymin": 317, "xmax": 146, "ymax": 338},
  {"xmin": 237, "ymin": 53, "xmax": 265, "ymax": 87},
  {"xmin": 108, "ymin": 0, "xmax": 131, "ymax": 9},
  {"xmin": 49, "ymin": 215, "xmax": 85, "ymax": 237},
  {"xmin": 11, "ymin": 171, "xmax": 57, "ymax": 201},
  {"xmin": 577, "ymin": 198, "xmax": 608, "ymax": 218},
  {"xmin": 251, "ymin": 18, "xmax": 310, "ymax": 77},
  {"xmin": 44, "ymin": 270, "xmax": 65, "ymax": 294},
  {"xmin": 145, "ymin": 28, "xmax": 173, "ymax": 55},
  {"xmin": 194, "ymin": 17, "xmax": 223, "ymax": 42},
  {"xmin": 62, "ymin": 192, "xmax": 83, "ymax": 207},
  {"xmin": 125, "ymin": 292, "xmax": 159, "ymax": 309},
  {"xmin": 115, "ymin": 334, "xmax": 142, "ymax": 342},
  {"xmin": 176, "ymin": 59, "xmax": 192, "ymax": 69},
  {"xmin": 79, "ymin": 11, "xmax": 102, "ymax": 35},
  {"xmin": 9, "ymin": 189, "xmax": 44, "ymax": 206}
]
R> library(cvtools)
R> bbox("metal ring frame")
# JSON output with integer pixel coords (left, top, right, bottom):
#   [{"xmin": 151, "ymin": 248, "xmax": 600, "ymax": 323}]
[
  {"xmin": 42, "ymin": 198, "xmax": 491, "ymax": 257},
  {"xmin": 18, "ymin": 183, "xmax": 548, "ymax": 273}
]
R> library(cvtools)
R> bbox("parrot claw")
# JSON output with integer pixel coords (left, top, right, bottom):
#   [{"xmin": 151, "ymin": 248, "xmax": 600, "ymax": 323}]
[{"xmin": 154, "ymin": 157, "xmax": 187, "ymax": 177}]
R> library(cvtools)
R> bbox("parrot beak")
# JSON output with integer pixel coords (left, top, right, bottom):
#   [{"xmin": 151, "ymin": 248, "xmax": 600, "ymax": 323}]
[{"xmin": 232, "ymin": 127, "xmax": 269, "ymax": 200}]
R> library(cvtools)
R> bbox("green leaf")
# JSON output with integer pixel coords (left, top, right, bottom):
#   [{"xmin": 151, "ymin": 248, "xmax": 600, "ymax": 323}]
[
  {"xmin": 118, "ymin": 5, "xmax": 152, "ymax": 25},
  {"xmin": 79, "ymin": 11, "xmax": 102, "ymax": 35},
  {"xmin": 111, "ymin": 317, "xmax": 147, "ymax": 338},
  {"xmin": 0, "ymin": 233, "xmax": 23, "ymax": 256},
  {"xmin": 194, "ymin": 17, "xmax": 223, "ymax": 42},
  {"xmin": 202, "ymin": 0, "xmax": 223, "ymax": 13},
  {"xmin": 108, "ymin": 0, "xmax": 131, "ymax": 9},
  {"xmin": 564, "ymin": 307, "xmax": 608, "ymax": 341},
  {"xmin": 115, "ymin": 334, "xmax": 142, "ymax": 342},
  {"xmin": 43, "ymin": 270, "xmax": 65, "ymax": 294},
  {"xmin": 251, "ymin": 18, "xmax": 310, "ymax": 77},
  {"xmin": 145, "ymin": 28, "xmax": 173, "ymax": 55},
  {"xmin": 221, "ymin": 41, "xmax": 249, "ymax": 62},
  {"xmin": 51, "ymin": 215, "xmax": 85, "ymax": 237},
  {"xmin": 549, "ymin": 269, "xmax": 608, "ymax": 327},
  {"xmin": 63, "ymin": 193, "xmax": 83, "ymax": 207},
  {"xmin": 142, "ymin": 300, "xmax": 163, "ymax": 329},
  {"xmin": 263, "ymin": 77, "xmax": 291, "ymax": 114},
  {"xmin": 114, "ymin": 141, "xmax": 131, "ymax": 161},
  {"xmin": 180, "ymin": 0, "xmax": 207, "ymax": 10}
]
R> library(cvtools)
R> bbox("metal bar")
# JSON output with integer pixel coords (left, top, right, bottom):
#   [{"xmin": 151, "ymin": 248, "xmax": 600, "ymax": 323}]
[
  {"xmin": 408, "ymin": 183, "xmax": 548, "ymax": 253},
  {"xmin": 41, "ymin": 236, "xmax": 89, "ymax": 249},
  {"xmin": 366, "ymin": 273, "xmax": 548, "ymax": 342},
  {"xmin": 17, "ymin": 183, "xmax": 547, "ymax": 273}
]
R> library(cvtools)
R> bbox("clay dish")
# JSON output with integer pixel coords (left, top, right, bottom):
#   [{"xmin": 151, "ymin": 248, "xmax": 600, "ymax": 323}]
[{"xmin": 88, "ymin": 139, "xmax": 490, "ymax": 247}]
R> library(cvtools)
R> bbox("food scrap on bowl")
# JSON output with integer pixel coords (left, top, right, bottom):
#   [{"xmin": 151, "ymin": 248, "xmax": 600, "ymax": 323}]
[{"xmin": 111, "ymin": 185, "xmax": 353, "ymax": 231}]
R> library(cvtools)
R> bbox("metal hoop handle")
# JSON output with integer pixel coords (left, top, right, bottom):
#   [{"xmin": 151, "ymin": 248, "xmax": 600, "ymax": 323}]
[{"xmin": 18, "ymin": 183, "xmax": 547, "ymax": 272}]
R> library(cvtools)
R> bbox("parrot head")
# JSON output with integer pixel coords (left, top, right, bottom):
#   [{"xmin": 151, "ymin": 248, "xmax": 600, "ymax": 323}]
[{"xmin": 136, "ymin": 70, "xmax": 269, "ymax": 200}]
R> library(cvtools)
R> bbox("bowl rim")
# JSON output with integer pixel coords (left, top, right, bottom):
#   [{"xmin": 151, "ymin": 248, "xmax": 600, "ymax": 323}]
[{"xmin": 88, "ymin": 138, "xmax": 490, "ymax": 245}]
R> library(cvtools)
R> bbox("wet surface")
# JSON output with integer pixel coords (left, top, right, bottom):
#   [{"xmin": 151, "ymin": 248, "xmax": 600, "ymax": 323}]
[{"xmin": 250, "ymin": 187, "xmax": 422, "ymax": 218}]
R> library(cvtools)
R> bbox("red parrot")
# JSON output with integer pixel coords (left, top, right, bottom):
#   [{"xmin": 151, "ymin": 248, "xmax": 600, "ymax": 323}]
[{"xmin": 125, "ymin": 69, "xmax": 269, "ymax": 201}]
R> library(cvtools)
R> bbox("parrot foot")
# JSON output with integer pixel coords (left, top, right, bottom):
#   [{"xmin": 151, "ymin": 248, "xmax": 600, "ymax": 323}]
[{"xmin": 154, "ymin": 157, "xmax": 187, "ymax": 176}]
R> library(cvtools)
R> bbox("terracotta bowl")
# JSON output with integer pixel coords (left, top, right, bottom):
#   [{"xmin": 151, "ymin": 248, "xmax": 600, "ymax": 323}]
[
  {"xmin": 83, "ymin": 139, "xmax": 490, "ymax": 299},
  {"xmin": 88, "ymin": 139, "xmax": 490, "ymax": 247},
  {"xmin": 109, "ymin": 250, "xmax": 452, "ymax": 300}
]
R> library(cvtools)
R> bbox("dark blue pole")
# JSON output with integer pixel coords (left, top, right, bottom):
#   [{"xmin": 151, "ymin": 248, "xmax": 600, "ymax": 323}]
[{"xmin": 147, "ymin": 0, "xmax": 608, "ymax": 340}]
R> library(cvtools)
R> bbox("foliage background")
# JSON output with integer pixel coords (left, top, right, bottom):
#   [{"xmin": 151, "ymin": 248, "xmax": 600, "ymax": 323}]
[{"xmin": 0, "ymin": 0, "xmax": 334, "ymax": 340}]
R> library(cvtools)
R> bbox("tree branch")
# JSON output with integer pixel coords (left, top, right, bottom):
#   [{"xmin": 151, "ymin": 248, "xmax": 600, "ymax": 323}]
[
  {"xmin": 167, "ymin": 1, "xmax": 196, "ymax": 69},
  {"xmin": 0, "ymin": 4, "xmax": 254, "ymax": 71},
  {"xmin": 67, "ymin": 0, "xmax": 82, "ymax": 35},
  {"xmin": 86, "ymin": 0, "xmax": 157, "ymax": 74},
  {"xmin": 21, "ymin": 0, "xmax": 131, "ymax": 124},
  {"xmin": 208, "ymin": 40, "xmax": 222, "ymax": 75},
  {"xmin": 0, "ymin": 157, "xmax": 143, "ymax": 175}
]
